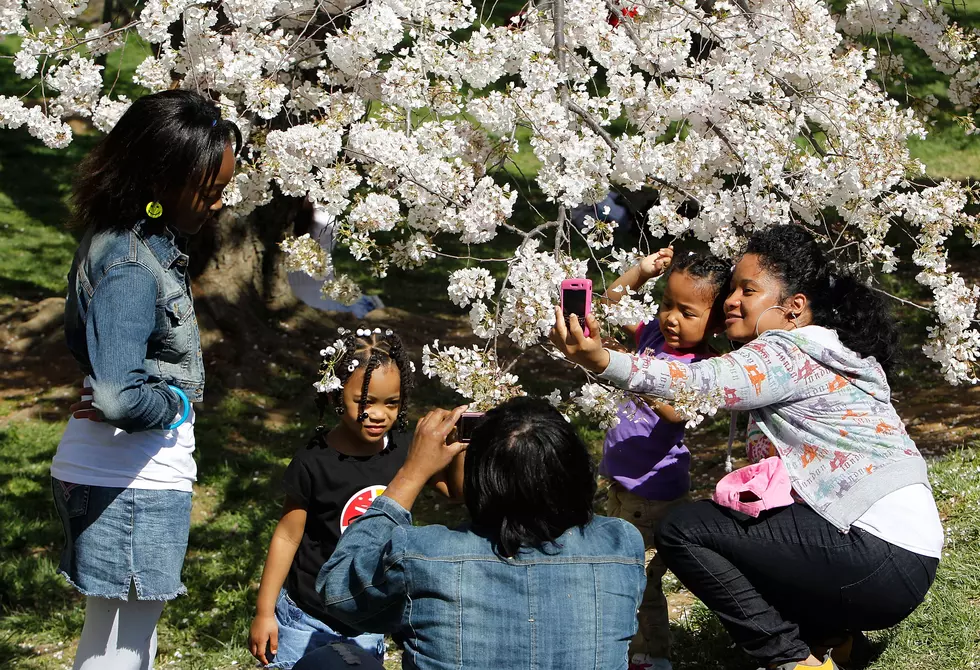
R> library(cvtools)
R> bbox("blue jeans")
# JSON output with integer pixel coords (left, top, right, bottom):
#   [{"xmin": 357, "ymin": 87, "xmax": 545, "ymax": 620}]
[
  {"xmin": 52, "ymin": 478, "xmax": 191, "ymax": 600},
  {"xmin": 267, "ymin": 589, "xmax": 385, "ymax": 669},
  {"xmin": 293, "ymin": 644, "xmax": 385, "ymax": 670}
]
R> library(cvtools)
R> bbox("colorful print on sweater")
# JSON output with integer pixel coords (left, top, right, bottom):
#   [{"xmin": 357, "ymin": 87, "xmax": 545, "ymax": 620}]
[{"xmin": 599, "ymin": 326, "xmax": 930, "ymax": 531}]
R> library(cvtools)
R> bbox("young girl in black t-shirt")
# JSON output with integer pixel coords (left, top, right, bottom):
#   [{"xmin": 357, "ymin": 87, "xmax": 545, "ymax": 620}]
[{"xmin": 248, "ymin": 326, "xmax": 462, "ymax": 668}]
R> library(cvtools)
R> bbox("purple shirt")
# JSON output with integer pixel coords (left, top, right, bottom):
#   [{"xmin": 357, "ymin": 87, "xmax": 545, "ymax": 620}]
[{"xmin": 600, "ymin": 320, "xmax": 707, "ymax": 501}]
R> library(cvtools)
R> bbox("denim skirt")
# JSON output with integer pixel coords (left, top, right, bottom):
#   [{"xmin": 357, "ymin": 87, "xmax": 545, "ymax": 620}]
[{"xmin": 51, "ymin": 478, "xmax": 192, "ymax": 601}]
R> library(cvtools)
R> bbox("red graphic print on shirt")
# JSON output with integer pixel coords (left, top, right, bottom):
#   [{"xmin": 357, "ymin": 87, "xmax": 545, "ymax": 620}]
[{"xmin": 340, "ymin": 485, "xmax": 387, "ymax": 534}]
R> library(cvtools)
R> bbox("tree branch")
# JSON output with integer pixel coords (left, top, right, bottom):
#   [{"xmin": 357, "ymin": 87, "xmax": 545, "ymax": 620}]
[
  {"xmin": 869, "ymin": 285, "xmax": 932, "ymax": 312},
  {"xmin": 568, "ymin": 101, "xmax": 618, "ymax": 151},
  {"xmin": 706, "ymin": 121, "xmax": 745, "ymax": 167}
]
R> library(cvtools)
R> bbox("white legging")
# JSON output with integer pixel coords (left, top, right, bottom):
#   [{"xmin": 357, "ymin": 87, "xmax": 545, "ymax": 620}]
[{"xmin": 73, "ymin": 582, "xmax": 165, "ymax": 670}]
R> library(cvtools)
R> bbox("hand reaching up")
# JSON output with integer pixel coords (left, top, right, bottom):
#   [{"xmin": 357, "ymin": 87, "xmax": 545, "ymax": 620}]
[{"xmin": 638, "ymin": 246, "xmax": 673, "ymax": 280}]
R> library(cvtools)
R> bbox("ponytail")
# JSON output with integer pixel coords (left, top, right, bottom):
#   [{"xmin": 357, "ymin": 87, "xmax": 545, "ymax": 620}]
[{"xmin": 813, "ymin": 273, "xmax": 898, "ymax": 373}]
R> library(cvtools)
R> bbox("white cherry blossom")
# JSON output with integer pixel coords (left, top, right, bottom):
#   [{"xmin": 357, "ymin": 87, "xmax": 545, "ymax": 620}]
[{"xmin": 3, "ymin": 0, "xmax": 979, "ymax": 422}]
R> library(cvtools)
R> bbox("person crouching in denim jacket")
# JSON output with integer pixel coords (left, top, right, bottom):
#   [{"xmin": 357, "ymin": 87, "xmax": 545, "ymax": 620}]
[
  {"xmin": 311, "ymin": 397, "xmax": 647, "ymax": 670},
  {"xmin": 51, "ymin": 90, "xmax": 240, "ymax": 670}
]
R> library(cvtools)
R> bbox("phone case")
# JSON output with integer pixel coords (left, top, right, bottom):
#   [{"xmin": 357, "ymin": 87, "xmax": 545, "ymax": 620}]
[
  {"xmin": 560, "ymin": 278, "xmax": 593, "ymax": 338},
  {"xmin": 457, "ymin": 411, "xmax": 487, "ymax": 442}
]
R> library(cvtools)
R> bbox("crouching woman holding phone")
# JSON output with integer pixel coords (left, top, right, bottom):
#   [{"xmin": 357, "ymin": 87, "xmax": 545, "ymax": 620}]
[
  {"xmin": 550, "ymin": 226, "xmax": 942, "ymax": 670},
  {"xmin": 310, "ymin": 398, "xmax": 647, "ymax": 670}
]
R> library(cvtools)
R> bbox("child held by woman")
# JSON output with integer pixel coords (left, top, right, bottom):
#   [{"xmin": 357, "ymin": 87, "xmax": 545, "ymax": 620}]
[{"xmin": 600, "ymin": 248, "xmax": 730, "ymax": 670}]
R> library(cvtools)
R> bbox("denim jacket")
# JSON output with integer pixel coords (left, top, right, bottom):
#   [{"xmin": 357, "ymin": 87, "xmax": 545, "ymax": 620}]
[
  {"xmin": 64, "ymin": 220, "xmax": 204, "ymax": 432},
  {"xmin": 317, "ymin": 495, "xmax": 646, "ymax": 670}
]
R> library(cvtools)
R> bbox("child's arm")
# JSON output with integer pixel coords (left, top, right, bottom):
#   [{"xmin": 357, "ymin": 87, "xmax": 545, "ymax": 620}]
[
  {"xmin": 249, "ymin": 498, "xmax": 307, "ymax": 666},
  {"xmin": 601, "ymin": 247, "xmax": 673, "ymax": 340},
  {"xmin": 638, "ymin": 394, "xmax": 684, "ymax": 424},
  {"xmin": 428, "ymin": 447, "xmax": 466, "ymax": 501}
]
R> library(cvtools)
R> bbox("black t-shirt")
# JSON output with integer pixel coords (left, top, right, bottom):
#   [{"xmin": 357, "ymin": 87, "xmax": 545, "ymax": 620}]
[{"xmin": 282, "ymin": 431, "xmax": 409, "ymax": 633}]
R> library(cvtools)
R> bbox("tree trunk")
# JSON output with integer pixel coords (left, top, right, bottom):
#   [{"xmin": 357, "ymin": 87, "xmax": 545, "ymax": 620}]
[{"xmin": 187, "ymin": 197, "xmax": 303, "ymax": 361}]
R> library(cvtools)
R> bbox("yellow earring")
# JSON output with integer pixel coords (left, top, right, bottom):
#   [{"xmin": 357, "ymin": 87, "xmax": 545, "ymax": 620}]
[{"xmin": 146, "ymin": 201, "xmax": 163, "ymax": 219}]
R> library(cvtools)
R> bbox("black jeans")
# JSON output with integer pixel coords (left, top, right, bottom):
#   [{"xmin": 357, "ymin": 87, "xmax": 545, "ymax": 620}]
[
  {"xmin": 655, "ymin": 501, "xmax": 938, "ymax": 666},
  {"xmin": 294, "ymin": 643, "xmax": 385, "ymax": 670}
]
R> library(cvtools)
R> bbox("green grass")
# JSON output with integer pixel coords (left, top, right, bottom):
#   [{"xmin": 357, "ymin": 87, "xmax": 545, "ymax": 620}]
[
  {"xmin": 866, "ymin": 0, "xmax": 980, "ymax": 180},
  {"xmin": 0, "ymin": 381, "xmax": 475, "ymax": 669},
  {"xmin": 0, "ymin": 127, "xmax": 92, "ymax": 300},
  {"xmin": 2, "ymin": 411, "xmax": 977, "ymax": 669},
  {"xmin": 2, "ymin": 3, "xmax": 980, "ymax": 668}
]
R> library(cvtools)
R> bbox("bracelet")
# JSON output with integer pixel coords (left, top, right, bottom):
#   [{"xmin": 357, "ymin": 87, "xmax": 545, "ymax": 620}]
[{"xmin": 167, "ymin": 385, "xmax": 191, "ymax": 430}]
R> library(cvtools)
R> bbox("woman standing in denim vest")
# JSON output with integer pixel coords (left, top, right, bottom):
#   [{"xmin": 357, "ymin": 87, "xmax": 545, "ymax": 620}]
[{"xmin": 51, "ymin": 90, "xmax": 240, "ymax": 670}]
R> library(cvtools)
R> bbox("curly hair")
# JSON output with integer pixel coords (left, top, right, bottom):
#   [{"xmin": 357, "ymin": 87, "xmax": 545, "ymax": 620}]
[
  {"xmin": 315, "ymin": 327, "xmax": 415, "ymax": 432},
  {"xmin": 744, "ymin": 225, "xmax": 899, "ymax": 372},
  {"xmin": 665, "ymin": 251, "xmax": 732, "ymax": 326}
]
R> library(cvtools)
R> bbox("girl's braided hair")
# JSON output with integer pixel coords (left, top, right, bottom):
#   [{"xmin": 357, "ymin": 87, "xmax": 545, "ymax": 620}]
[
  {"xmin": 664, "ymin": 251, "xmax": 733, "ymax": 326},
  {"xmin": 315, "ymin": 327, "xmax": 415, "ymax": 432}
]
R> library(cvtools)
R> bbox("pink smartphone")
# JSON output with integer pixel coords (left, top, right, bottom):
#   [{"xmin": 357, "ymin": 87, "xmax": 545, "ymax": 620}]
[{"xmin": 560, "ymin": 278, "xmax": 592, "ymax": 338}]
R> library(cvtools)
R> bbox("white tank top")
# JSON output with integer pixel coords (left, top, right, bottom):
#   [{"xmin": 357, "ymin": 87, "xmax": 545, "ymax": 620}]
[
  {"xmin": 51, "ymin": 377, "xmax": 197, "ymax": 491},
  {"xmin": 853, "ymin": 483, "xmax": 944, "ymax": 558}
]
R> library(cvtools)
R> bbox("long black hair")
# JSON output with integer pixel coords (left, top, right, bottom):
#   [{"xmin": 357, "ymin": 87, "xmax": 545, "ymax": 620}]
[
  {"xmin": 70, "ymin": 90, "xmax": 242, "ymax": 230},
  {"xmin": 315, "ymin": 327, "xmax": 415, "ymax": 432},
  {"xmin": 464, "ymin": 397, "xmax": 597, "ymax": 558},
  {"xmin": 744, "ymin": 225, "xmax": 899, "ymax": 371},
  {"xmin": 665, "ymin": 251, "xmax": 732, "ymax": 327}
]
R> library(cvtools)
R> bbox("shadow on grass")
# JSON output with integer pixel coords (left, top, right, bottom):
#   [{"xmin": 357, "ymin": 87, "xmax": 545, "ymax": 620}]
[
  {"xmin": 0, "ymin": 422, "xmax": 79, "ymax": 630},
  {"xmin": 669, "ymin": 606, "xmax": 755, "ymax": 670},
  {"xmin": 0, "ymin": 129, "xmax": 95, "ymax": 237},
  {"xmin": 0, "ymin": 633, "xmax": 42, "ymax": 666}
]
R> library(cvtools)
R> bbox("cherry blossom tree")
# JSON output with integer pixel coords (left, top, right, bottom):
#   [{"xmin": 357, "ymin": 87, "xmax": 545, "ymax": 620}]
[{"xmin": 2, "ymin": 0, "xmax": 979, "ymax": 422}]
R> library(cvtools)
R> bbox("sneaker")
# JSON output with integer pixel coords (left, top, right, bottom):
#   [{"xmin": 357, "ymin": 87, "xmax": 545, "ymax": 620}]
[
  {"xmin": 810, "ymin": 632, "xmax": 872, "ymax": 668},
  {"xmin": 629, "ymin": 655, "xmax": 673, "ymax": 670},
  {"xmin": 830, "ymin": 632, "xmax": 872, "ymax": 667},
  {"xmin": 760, "ymin": 659, "xmax": 841, "ymax": 670}
]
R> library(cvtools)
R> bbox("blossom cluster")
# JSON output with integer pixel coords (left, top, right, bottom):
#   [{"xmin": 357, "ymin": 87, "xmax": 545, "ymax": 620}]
[
  {"xmin": 568, "ymin": 383, "xmax": 627, "ymax": 430},
  {"xmin": 320, "ymin": 274, "xmax": 362, "ymax": 306},
  {"xmin": 447, "ymin": 267, "xmax": 496, "ymax": 308},
  {"xmin": 671, "ymin": 385, "xmax": 726, "ymax": 430},
  {"xmin": 3, "ymin": 0, "xmax": 980, "ymax": 425},
  {"xmin": 279, "ymin": 234, "xmax": 331, "ymax": 280},
  {"xmin": 314, "ymin": 338, "xmax": 349, "ymax": 393},
  {"xmin": 597, "ymin": 284, "xmax": 659, "ymax": 328},
  {"xmin": 497, "ymin": 240, "xmax": 589, "ymax": 347},
  {"xmin": 420, "ymin": 341, "xmax": 523, "ymax": 410}
]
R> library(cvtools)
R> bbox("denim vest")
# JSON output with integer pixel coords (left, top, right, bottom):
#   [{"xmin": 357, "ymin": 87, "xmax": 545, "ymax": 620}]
[
  {"xmin": 65, "ymin": 220, "xmax": 204, "ymax": 431},
  {"xmin": 318, "ymin": 496, "xmax": 646, "ymax": 670}
]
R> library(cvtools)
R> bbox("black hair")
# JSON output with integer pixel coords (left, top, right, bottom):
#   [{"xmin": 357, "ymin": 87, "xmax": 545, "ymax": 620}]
[
  {"xmin": 463, "ymin": 397, "xmax": 597, "ymax": 559},
  {"xmin": 744, "ymin": 225, "xmax": 899, "ymax": 371},
  {"xmin": 70, "ymin": 89, "xmax": 242, "ymax": 231},
  {"xmin": 315, "ymin": 327, "xmax": 415, "ymax": 432},
  {"xmin": 664, "ymin": 251, "xmax": 732, "ymax": 326}
]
